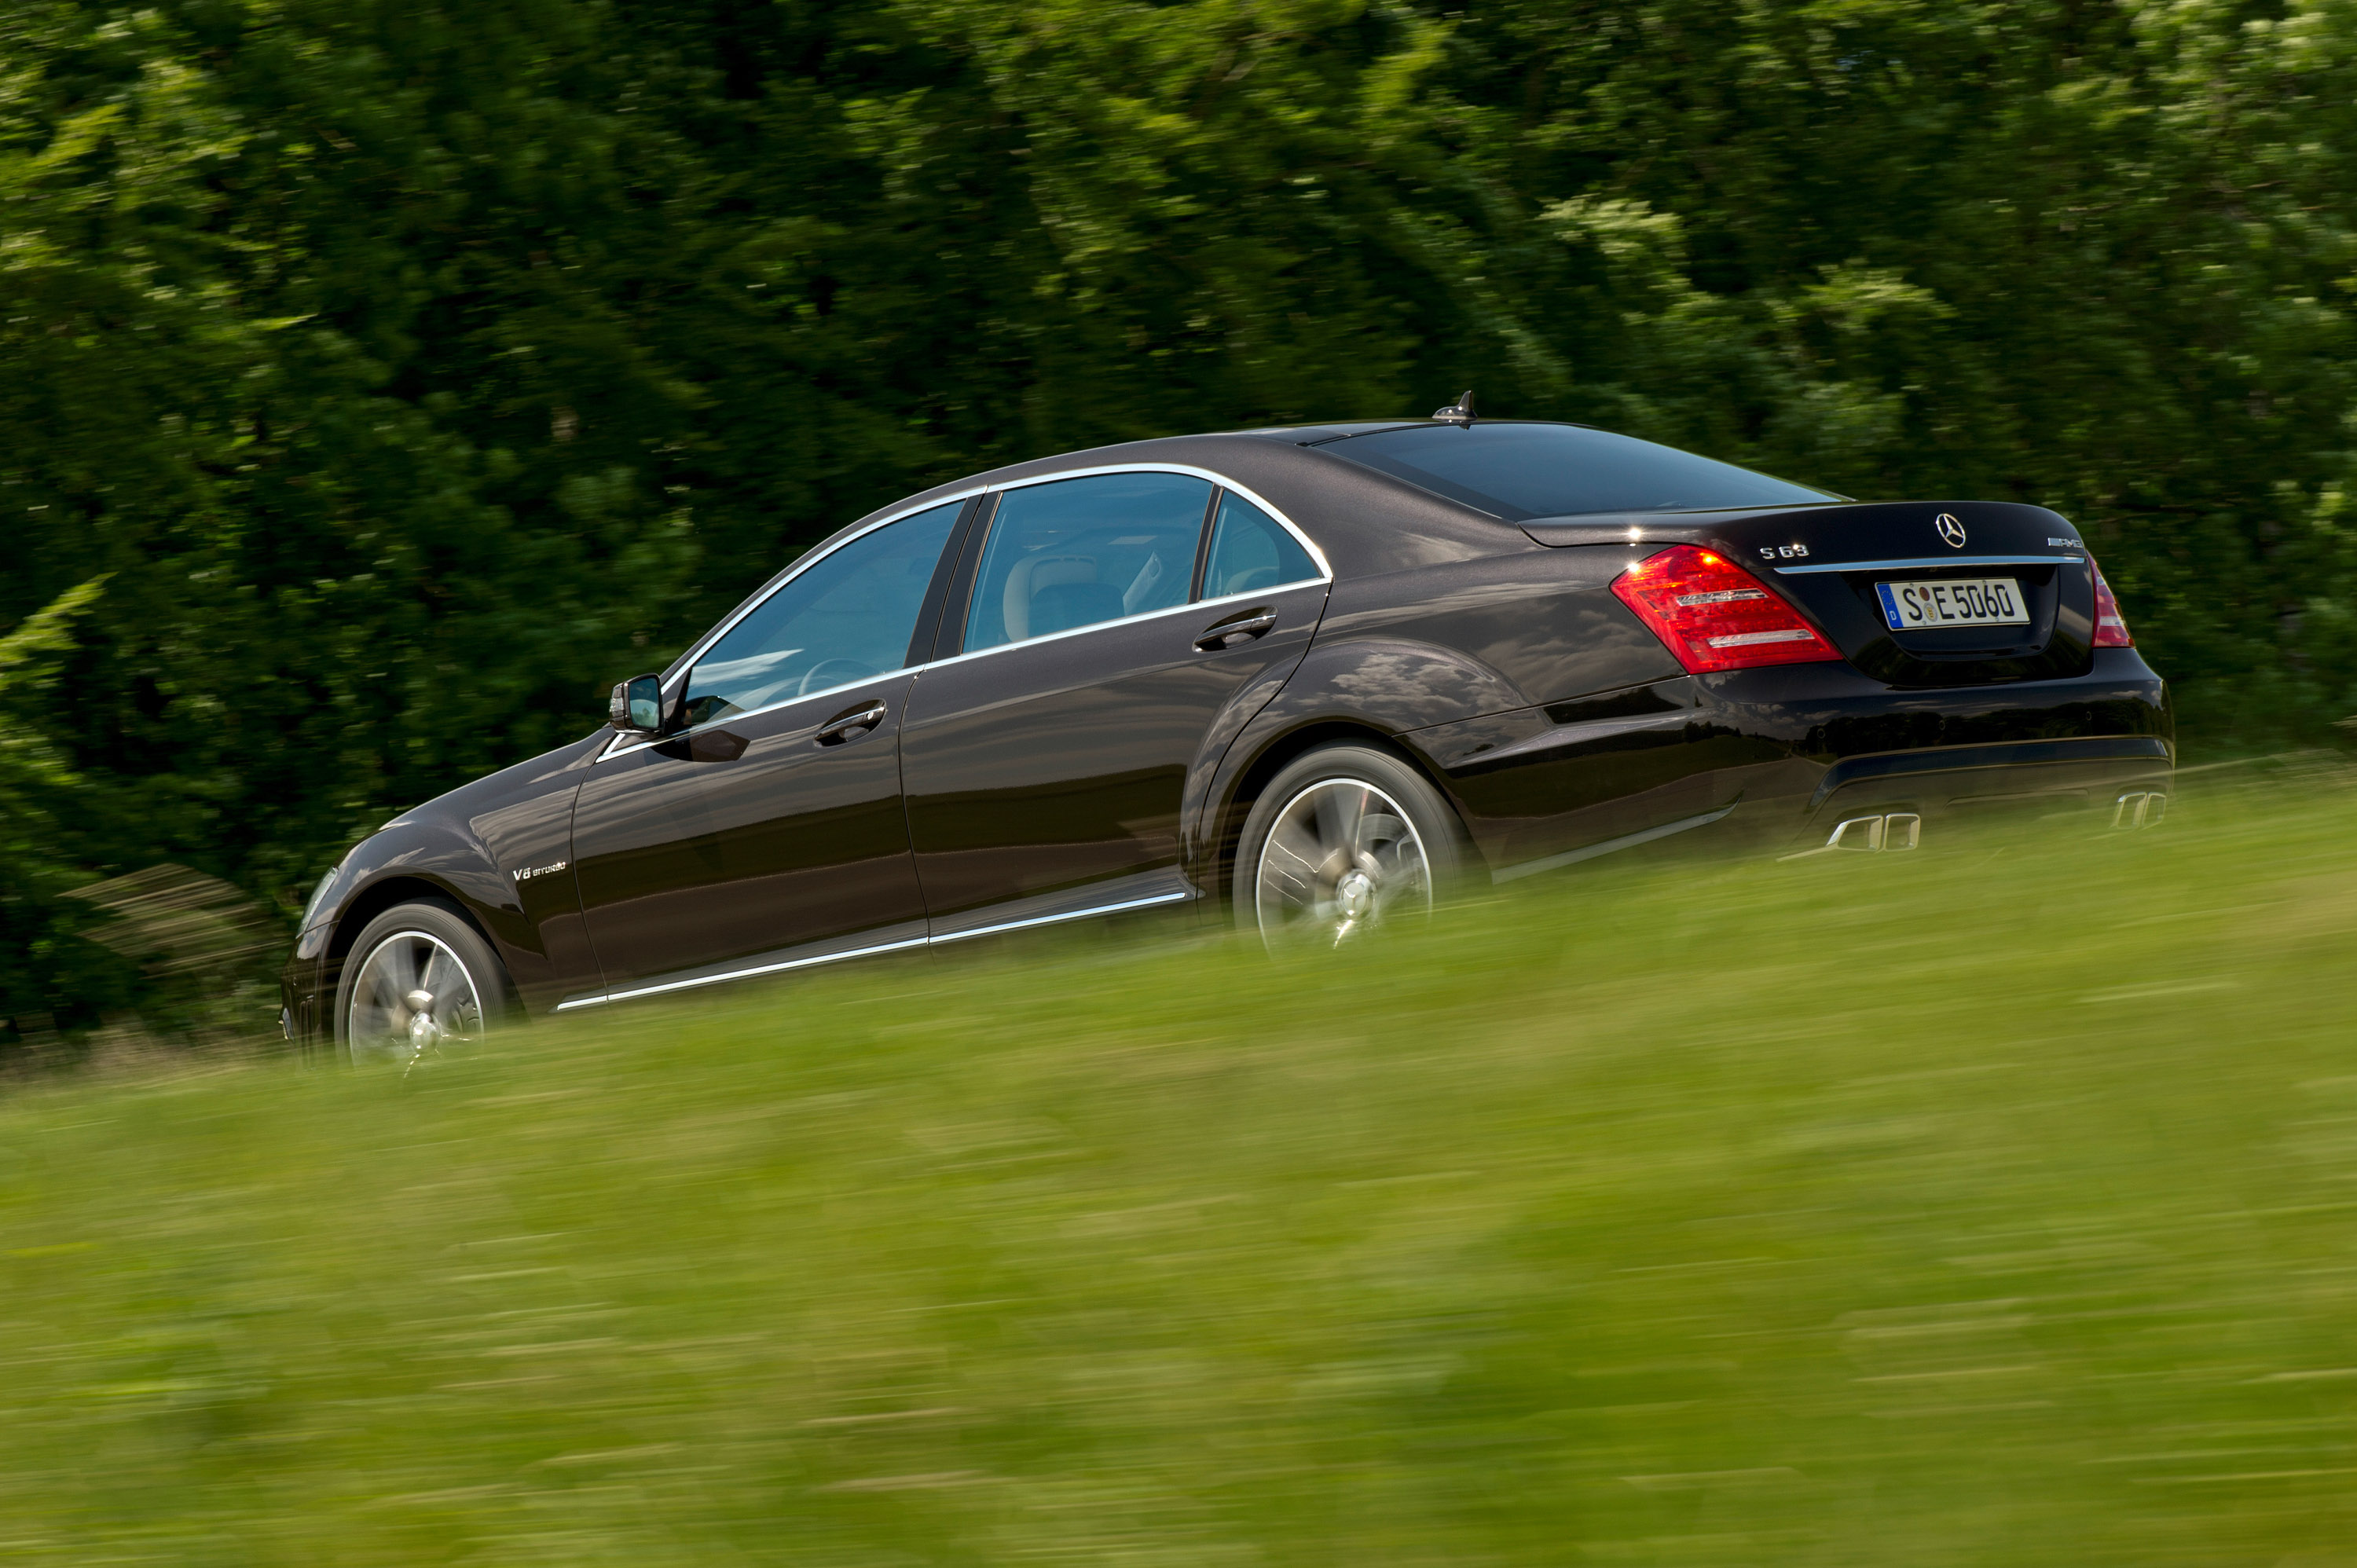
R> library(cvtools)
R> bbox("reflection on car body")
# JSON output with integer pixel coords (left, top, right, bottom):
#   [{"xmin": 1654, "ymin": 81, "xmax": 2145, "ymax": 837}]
[{"xmin": 285, "ymin": 411, "xmax": 2172, "ymax": 1061}]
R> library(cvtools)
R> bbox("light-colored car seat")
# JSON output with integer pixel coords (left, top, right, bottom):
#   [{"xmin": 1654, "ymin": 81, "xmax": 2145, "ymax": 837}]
[
  {"xmin": 1028, "ymin": 581, "xmax": 1125, "ymax": 636},
  {"xmin": 1003, "ymin": 554, "xmax": 1098, "ymax": 642}
]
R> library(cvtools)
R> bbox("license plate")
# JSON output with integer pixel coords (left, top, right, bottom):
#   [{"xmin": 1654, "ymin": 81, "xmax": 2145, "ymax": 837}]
[{"xmin": 1875, "ymin": 577, "xmax": 2029, "ymax": 632}]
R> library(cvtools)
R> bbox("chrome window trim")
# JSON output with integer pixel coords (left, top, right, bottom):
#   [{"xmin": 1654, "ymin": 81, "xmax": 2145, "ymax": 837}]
[
  {"xmin": 552, "ymin": 886, "xmax": 1193, "ymax": 1009},
  {"xmin": 912, "ymin": 576, "xmax": 1322, "ymax": 679},
  {"xmin": 596, "ymin": 463, "xmax": 1329, "ymax": 765},
  {"xmin": 669, "ymin": 487, "xmax": 984, "ymax": 684},
  {"xmin": 596, "ymin": 670, "xmax": 916, "ymax": 764},
  {"xmin": 1774, "ymin": 554, "xmax": 2083, "ymax": 576},
  {"xmin": 595, "ymin": 487, "xmax": 984, "ymax": 766},
  {"xmin": 986, "ymin": 462, "xmax": 1333, "ymax": 581}
]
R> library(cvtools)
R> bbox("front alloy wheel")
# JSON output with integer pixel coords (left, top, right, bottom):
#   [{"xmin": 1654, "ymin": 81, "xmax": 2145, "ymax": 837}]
[
  {"xmin": 333, "ymin": 898, "xmax": 510, "ymax": 1069},
  {"xmin": 345, "ymin": 929, "xmax": 484, "ymax": 1066}
]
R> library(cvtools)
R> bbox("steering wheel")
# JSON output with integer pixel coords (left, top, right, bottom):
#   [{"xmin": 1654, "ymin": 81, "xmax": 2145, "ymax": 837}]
[{"xmin": 797, "ymin": 657, "xmax": 882, "ymax": 698}]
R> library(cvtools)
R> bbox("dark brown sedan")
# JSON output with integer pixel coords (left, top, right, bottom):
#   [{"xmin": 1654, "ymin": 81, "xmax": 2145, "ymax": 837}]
[{"xmin": 284, "ymin": 415, "xmax": 2171, "ymax": 1062}]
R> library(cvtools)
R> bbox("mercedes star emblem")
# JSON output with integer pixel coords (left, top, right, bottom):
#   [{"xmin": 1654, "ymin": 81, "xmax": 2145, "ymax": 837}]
[{"xmin": 1934, "ymin": 512, "xmax": 1967, "ymax": 548}]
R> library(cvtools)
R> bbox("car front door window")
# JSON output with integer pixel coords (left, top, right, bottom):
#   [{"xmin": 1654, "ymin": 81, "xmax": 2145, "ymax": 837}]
[{"xmin": 684, "ymin": 500, "xmax": 965, "ymax": 728}]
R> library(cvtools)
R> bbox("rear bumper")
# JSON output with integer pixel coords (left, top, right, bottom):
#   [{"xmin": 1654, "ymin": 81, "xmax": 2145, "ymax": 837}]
[
  {"xmin": 1706, "ymin": 647, "xmax": 2172, "ymax": 849},
  {"xmin": 1802, "ymin": 733, "xmax": 2168, "ymax": 830},
  {"xmin": 1411, "ymin": 647, "xmax": 2172, "ymax": 874}
]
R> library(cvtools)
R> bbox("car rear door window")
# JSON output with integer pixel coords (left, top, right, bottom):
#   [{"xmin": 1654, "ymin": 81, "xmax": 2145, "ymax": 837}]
[
  {"xmin": 1198, "ymin": 490, "xmax": 1321, "ymax": 600},
  {"xmin": 963, "ymin": 472, "xmax": 1214, "ymax": 653},
  {"xmin": 684, "ymin": 500, "xmax": 963, "ymax": 727}
]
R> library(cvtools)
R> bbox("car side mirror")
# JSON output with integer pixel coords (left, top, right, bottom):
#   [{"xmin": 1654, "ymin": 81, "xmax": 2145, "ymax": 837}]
[{"xmin": 608, "ymin": 673, "xmax": 666, "ymax": 737}]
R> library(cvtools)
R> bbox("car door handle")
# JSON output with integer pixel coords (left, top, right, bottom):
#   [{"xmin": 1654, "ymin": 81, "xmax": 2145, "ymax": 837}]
[
  {"xmin": 1194, "ymin": 608, "xmax": 1277, "ymax": 651},
  {"xmin": 814, "ymin": 699, "xmax": 889, "ymax": 746}
]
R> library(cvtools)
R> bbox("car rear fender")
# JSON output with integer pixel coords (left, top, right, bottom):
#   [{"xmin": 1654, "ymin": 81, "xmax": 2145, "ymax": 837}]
[
  {"xmin": 1313, "ymin": 551, "xmax": 1684, "ymax": 713},
  {"xmin": 1180, "ymin": 636, "xmax": 1519, "ymax": 896}
]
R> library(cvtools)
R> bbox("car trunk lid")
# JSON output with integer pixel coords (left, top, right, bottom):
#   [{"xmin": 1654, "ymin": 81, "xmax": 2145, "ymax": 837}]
[{"xmin": 1523, "ymin": 500, "xmax": 2098, "ymax": 687}]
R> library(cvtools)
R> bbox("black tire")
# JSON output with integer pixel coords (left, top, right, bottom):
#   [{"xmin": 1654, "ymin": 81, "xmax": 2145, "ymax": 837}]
[
  {"xmin": 1233, "ymin": 742, "xmax": 1472, "ymax": 947},
  {"xmin": 332, "ymin": 897, "xmax": 515, "ymax": 1068}
]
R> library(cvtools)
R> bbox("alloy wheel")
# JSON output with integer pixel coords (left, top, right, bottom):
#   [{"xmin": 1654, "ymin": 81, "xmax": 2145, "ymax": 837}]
[
  {"xmin": 343, "ymin": 929, "xmax": 485, "ymax": 1068},
  {"xmin": 1252, "ymin": 776, "xmax": 1432, "ymax": 948}
]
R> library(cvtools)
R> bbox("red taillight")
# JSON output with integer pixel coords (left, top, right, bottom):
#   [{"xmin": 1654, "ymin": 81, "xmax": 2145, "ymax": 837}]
[
  {"xmin": 1609, "ymin": 544, "xmax": 1843, "ymax": 675},
  {"xmin": 2088, "ymin": 554, "xmax": 2133, "ymax": 647}
]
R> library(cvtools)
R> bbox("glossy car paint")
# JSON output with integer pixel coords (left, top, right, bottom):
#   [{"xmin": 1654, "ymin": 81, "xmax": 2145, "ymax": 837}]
[
  {"xmin": 569, "ymin": 672, "xmax": 927, "ymax": 997},
  {"xmin": 901, "ymin": 578, "xmax": 1329, "ymax": 921},
  {"xmin": 285, "ymin": 734, "xmax": 607, "ymax": 1035},
  {"xmin": 284, "ymin": 422, "xmax": 2174, "ymax": 1042}
]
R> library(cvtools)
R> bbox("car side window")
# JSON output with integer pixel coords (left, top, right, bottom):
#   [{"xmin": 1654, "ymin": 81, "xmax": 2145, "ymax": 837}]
[
  {"xmin": 963, "ymin": 472, "xmax": 1214, "ymax": 653},
  {"xmin": 1198, "ymin": 490, "xmax": 1321, "ymax": 600},
  {"xmin": 682, "ymin": 500, "xmax": 963, "ymax": 727}
]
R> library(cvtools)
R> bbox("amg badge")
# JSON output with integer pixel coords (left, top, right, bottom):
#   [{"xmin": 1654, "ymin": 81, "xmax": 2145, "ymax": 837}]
[{"xmin": 513, "ymin": 859, "xmax": 569, "ymax": 882}]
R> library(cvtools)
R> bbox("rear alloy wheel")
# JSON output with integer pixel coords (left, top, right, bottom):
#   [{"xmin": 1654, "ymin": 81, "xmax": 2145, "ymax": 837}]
[
  {"xmin": 334, "ymin": 899, "xmax": 511, "ymax": 1069},
  {"xmin": 1237, "ymin": 744, "xmax": 1469, "ymax": 950}
]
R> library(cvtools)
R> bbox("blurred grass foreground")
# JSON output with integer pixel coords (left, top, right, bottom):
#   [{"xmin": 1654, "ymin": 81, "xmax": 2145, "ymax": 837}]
[{"xmin": 5, "ymin": 773, "xmax": 2356, "ymax": 1563}]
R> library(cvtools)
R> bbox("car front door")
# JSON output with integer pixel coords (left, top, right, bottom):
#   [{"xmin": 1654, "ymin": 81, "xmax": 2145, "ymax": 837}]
[
  {"xmin": 900, "ymin": 472, "xmax": 1329, "ymax": 936},
  {"xmin": 567, "ymin": 498, "xmax": 970, "ymax": 1002}
]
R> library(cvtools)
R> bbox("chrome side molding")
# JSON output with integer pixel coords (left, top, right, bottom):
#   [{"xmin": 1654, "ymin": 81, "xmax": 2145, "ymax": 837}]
[
  {"xmin": 552, "ymin": 882, "xmax": 1197, "ymax": 1013},
  {"xmin": 1490, "ymin": 803, "xmax": 1737, "ymax": 885}
]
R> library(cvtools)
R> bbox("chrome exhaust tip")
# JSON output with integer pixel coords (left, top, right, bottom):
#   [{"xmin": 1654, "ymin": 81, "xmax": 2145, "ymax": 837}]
[
  {"xmin": 2113, "ymin": 792, "xmax": 2167, "ymax": 830},
  {"xmin": 1827, "ymin": 812, "xmax": 1921, "ymax": 852},
  {"xmin": 1785, "ymin": 812, "xmax": 1923, "ymax": 859}
]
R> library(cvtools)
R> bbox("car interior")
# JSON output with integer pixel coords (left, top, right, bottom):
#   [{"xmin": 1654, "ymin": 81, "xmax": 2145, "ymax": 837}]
[{"xmin": 963, "ymin": 473, "xmax": 1212, "ymax": 652}]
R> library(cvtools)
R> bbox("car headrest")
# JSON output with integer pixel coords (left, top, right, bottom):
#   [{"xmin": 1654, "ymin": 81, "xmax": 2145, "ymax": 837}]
[{"xmin": 1003, "ymin": 554, "xmax": 1097, "ymax": 642}]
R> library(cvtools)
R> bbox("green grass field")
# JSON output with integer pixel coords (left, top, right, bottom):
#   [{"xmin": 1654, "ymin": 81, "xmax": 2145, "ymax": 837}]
[{"xmin": 5, "ymin": 769, "xmax": 2356, "ymax": 1564}]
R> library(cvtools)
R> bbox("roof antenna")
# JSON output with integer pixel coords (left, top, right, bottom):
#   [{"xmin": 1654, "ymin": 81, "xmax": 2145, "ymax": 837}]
[{"xmin": 1431, "ymin": 389, "xmax": 1476, "ymax": 426}]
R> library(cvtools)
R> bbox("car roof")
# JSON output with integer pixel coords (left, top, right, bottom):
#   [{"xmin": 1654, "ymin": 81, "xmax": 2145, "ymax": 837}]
[
  {"xmin": 1230, "ymin": 418, "xmax": 1594, "ymax": 445},
  {"xmin": 1230, "ymin": 420, "xmax": 1430, "ymax": 444},
  {"xmin": 887, "ymin": 430, "xmax": 1516, "ymax": 560}
]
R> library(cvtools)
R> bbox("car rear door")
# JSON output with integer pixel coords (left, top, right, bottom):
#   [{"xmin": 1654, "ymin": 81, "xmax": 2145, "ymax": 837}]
[
  {"xmin": 566, "ymin": 498, "xmax": 970, "ymax": 1003},
  {"xmin": 900, "ymin": 471, "xmax": 1328, "ymax": 935}
]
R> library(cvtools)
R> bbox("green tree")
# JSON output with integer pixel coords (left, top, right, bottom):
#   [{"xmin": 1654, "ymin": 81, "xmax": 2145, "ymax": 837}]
[
  {"xmin": 4, "ymin": 0, "xmax": 2356, "ymax": 1038},
  {"xmin": 0, "ymin": 579, "xmax": 126, "ymax": 1035}
]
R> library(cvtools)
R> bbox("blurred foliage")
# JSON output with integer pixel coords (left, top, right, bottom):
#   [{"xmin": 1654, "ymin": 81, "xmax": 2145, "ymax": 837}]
[
  {"xmin": 3, "ymin": 775, "xmax": 2356, "ymax": 1559},
  {"xmin": 5, "ymin": 0, "xmax": 2357, "ymax": 1034},
  {"xmin": 0, "ymin": 578, "xmax": 124, "ymax": 1031}
]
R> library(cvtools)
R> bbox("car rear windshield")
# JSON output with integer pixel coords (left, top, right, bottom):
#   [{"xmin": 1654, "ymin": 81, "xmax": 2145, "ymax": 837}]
[{"xmin": 1320, "ymin": 422, "xmax": 1840, "ymax": 521}]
